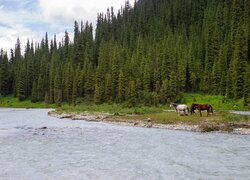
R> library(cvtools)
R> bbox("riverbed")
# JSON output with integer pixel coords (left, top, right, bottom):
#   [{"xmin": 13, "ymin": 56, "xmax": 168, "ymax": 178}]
[{"xmin": 0, "ymin": 108, "xmax": 250, "ymax": 179}]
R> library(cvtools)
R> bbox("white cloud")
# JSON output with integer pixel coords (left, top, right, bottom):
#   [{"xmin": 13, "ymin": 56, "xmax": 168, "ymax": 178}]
[
  {"xmin": 39, "ymin": 0, "xmax": 126, "ymax": 25},
  {"xmin": 0, "ymin": 25, "xmax": 39, "ymax": 55},
  {"xmin": 0, "ymin": 0, "xmax": 132, "ymax": 54},
  {"xmin": 0, "ymin": 8, "xmax": 39, "ymax": 54}
]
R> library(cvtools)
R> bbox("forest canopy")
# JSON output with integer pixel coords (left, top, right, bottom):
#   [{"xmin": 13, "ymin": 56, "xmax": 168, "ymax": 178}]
[{"xmin": 0, "ymin": 0, "xmax": 249, "ymax": 107}]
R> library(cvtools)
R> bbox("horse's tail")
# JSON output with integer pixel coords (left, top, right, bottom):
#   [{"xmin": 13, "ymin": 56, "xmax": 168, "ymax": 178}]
[{"xmin": 210, "ymin": 105, "xmax": 213, "ymax": 113}]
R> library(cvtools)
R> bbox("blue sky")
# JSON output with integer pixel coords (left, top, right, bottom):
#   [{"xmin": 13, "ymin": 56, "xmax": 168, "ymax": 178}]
[{"xmin": 0, "ymin": 0, "xmax": 128, "ymax": 54}]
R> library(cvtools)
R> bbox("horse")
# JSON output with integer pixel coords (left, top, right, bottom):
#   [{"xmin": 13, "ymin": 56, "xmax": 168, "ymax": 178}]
[
  {"xmin": 190, "ymin": 103, "xmax": 213, "ymax": 117},
  {"xmin": 170, "ymin": 103, "xmax": 189, "ymax": 116}
]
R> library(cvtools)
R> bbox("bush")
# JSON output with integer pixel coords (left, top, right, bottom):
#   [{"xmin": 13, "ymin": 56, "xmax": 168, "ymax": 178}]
[
  {"xmin": 18, "ymin": 95, "xmax": 26, "ymax": 101},
  {"xmin": 143, "ymin": 92, "xmax": 159, "ymax": 106},
  {"xmin": 31, "ymin": 97, "xmax": 39, "ymax": 103}
]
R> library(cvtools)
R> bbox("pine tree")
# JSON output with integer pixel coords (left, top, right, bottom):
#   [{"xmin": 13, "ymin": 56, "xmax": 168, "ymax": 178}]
[
  {"xmin": 243, "ymin": 66, "xmax": 250, "ymax": 106},
  {"xmin": 64, "ymin": 62, "xmax": 74, "ymax": 103},
  {"xmin": 0, "ymin": 50, "xmax": 9, "ymax": 95},
  {"xmin": 160, "ymin": 79, "xmax": 169, "ymax": 104},
  {"xmin": 232, "ymin": 26, "xmax": 248, "ymax": 99},
  {"xmin": 226, "ymin": 61, "xmax": 234, "ymax": 99},
  {"xmin": 94, "ymin": 83, "xmax": 101, "ymax": 104},
  {"xmin": 37, "ymin": 74, "xmax": 44, "ymax": 101},
  {"xmin": 72, "ymin": 74, "xmax": 78, "ymax": 105},
  {"xmin": 218, "ymin": 44, "xmax": 228, "ymax": 95},
  {"xmin": 31, "ymin": 80, "xmax": 38, "ymax": 102},
  {"xmin": 48, "ymin": 53, "xmax": 57, "ymax": 103},
  {"xmin": 54, "ymin": 68, "xmax": 62, "ymax": 106},
  {"xmin": 117, "ymin": 70, "xmax": 125, "ymax": 103},
  {"xmin": 168, "ymin": 71, "xmax": 177, "ymax": 101},
  {"xmin": 17, "ymin": 65, "xmax": 26, "ymax": 101},
  {"xmin": 84, "ymin": 62, "xmax": 94, "ymax": 102},
  {"xmin": 105, "ymin": 73, "xmax": 112, "ymax": 103},
  {"xmin": 128, "ymin": 80, "xmax": 136, "ymax": 106},
  {"xmin": 143, "ymin": 62, "xmax": 151, "ymax": 92}
]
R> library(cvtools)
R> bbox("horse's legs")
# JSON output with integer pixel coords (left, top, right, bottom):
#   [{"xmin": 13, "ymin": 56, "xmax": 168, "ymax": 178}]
[{"xmin": 199, "ymin": 109, "xmax": 202, "ymax": 117}]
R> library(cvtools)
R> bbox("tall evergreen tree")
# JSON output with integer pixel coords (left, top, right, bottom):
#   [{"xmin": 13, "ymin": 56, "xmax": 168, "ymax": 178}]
[{"xmin": 232, "ymin": 26, "xmax": 248, "ymax": 99}]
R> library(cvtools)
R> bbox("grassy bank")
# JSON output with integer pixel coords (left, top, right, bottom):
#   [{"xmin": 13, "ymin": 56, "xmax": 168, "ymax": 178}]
[
  {"xmin": 182, "ymin": 93, "xmax": 248, "ymax": 110},
  {"xmin": 53, "ymin": 107, "xmax": 250, "ymax": 133},
  {"xmin": 56, "ymin": 93, "xmax": 249, "ymax": 113},
  {"xmin": 1, "ymin": 93, "xmax": 248, "ymax": 111},
  {"xmin": 56, "ymin": 103, "xmax": 164, "ymax": 115},
  {"xmin": 128, "ymin": 111, "xmax": 249, "ymax": 126},
  {"xmin": 99, "ymin": 111, "xmax": 250, "ymax": 133},
  {"xmin": 0, "ymin": 96, "xmax": 56, "ymax": 108},
  {"xmin": 55, "ymin": 94, "xmax": 250, "ymax": 133}
]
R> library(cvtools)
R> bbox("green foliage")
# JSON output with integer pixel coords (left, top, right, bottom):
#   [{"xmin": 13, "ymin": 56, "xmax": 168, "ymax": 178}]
[
  {"xmin": 183, "ymin": 93, "xmax": 248, "ymax": 110},
  {"xmin": 57, "ymin": 103, "xmax": 163, "ymax": 115},
  {"xmin": 0, "ymin": 96, "xmax": 56, "ymax": 108},
  {"xmin": 0, "ymin": 0, "xmax": 249, "ymax": 108},
  {"xmin": 31, "ymin": 81, "xmax": 38, "ymax": 103},
  {"xmin": 54, "ymin": 68, "xmax": 62, "ymax": 106},
  {"xmin": 0, "ymin": 50, "xmax": 9, "ymax": 95}
]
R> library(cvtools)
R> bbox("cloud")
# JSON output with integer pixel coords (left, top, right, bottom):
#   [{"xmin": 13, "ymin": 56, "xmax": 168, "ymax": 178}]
[
  {"xmin": 0, "ymin": 24, "xmax": 40, "ymax": 54},
  {"xmin": 39, "ymin": 0, "xmax": 126, "ymax": 25},
  {"xmin": 0, "ymin": 6, "xmax": 40, "ymax": 53},
  {"xmin": 0, "ymin": 0, "xmax": 129, "ymax": 54}
]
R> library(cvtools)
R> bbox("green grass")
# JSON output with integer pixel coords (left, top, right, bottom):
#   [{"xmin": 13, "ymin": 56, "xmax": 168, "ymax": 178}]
[
  {"xmin": 57, "ymin": 103, "xmax": 164, "ymax": 115},
  {"xmin": 104, "ymin": 109, "xmax": 250, "ymax": 133},
  {"xmin": 1, "ymin": 93, "xmax": 249, "ymax": 113},
  {"xmin": 148, "ymin": 111, "xmax": 249, "ymax": 124},
  {"xmin": 57, "ymin": 93, "xmax": 248, "ymax": 116},
  {"xmin": 182, "ymin": 93, "xmax": 248, "ymax": 110},
  {"xmin": 0, "ymin": 96, "xmax": 56, "ymax": 108}
]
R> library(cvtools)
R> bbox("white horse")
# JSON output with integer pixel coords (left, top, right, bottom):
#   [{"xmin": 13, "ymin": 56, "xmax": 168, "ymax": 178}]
[{"xmin": 170, "ymin": 103, "xmax": 189, "ymax": 115}]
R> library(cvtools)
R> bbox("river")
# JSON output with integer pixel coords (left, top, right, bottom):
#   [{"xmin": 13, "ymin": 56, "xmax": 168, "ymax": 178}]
[{"xmin": 0, "ymin": 108, "xmax": 250, "ymax": 179}]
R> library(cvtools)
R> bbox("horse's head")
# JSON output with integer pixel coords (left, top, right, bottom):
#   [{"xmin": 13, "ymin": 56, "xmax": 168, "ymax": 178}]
[
  {"xmin": 170, "ymin": 103, "xmax": 177, "ymax": 108},
  {"xmin": 170, "ymin": 103, "xmax": 178, "ymax": 112},
  {"xmin": 170, "ymin": 103, "xmax": 175, "ymax": 108}
]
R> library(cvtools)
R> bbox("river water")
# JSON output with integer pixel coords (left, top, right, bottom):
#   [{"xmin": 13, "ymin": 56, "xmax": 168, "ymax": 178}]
[{"xmin": 0, "ymin": 108, "xmax": 250, "ymax": 180}]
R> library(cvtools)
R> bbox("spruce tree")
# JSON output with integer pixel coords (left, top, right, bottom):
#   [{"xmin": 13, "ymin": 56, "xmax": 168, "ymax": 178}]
[
  {"xmin": 117, "ymin": 70, "xmax": 125, "ymax": 103},
  {"xmin": 54, "ymin": 68, "xmax": 62, "ymax": 106},
  {"xmin": 0, "ymin": 50, "xmax": 9, "ymax": 95},
  {"xmin": 232, "ymin": 26, "xmax": 247, "ymax": 99}
]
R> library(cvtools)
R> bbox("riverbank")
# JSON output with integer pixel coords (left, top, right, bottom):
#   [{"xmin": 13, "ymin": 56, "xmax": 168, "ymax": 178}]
[
  {"xmin": 0, "ymin": 96, "xmax": 56, "ymax": 108},
  {"xmin": 48, "ymin": 111, "xmax": 250, "ymax": 135},
  {"xmin": 1, "ymin": 95, "xmax": 250, "ymax": 134}
]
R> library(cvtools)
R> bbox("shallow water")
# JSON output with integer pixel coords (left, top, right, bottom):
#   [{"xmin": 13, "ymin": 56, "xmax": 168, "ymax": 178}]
[
  {"xmin": 229, "ymin": 110, "xmax": 250, "ymax": 116},
  {"xmin": 0, "ymin": 108, "xmax": 250, "ymax": 179}
]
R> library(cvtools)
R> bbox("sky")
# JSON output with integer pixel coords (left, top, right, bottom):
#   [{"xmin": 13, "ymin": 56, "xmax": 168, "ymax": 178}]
[{"xmin": 0, "ymin": 0, "xmax": 129, "ymax": 54}]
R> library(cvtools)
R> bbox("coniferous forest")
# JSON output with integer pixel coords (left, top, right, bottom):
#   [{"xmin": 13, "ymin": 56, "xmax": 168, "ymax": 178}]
[{"xmin": 0, "ymin": 0, "xmax": 249, "ymax": 107}]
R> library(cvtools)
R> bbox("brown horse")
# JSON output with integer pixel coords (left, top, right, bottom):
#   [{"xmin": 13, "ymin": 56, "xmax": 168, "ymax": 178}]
[{"xmin": 190, "ymin": 103, "xmax": 213, "ymax": 117}]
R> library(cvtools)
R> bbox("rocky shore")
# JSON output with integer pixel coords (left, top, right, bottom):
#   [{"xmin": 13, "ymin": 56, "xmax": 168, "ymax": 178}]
[{"xmin": 48, "ymin": 111, "xmax": 250, "ymax": 135}]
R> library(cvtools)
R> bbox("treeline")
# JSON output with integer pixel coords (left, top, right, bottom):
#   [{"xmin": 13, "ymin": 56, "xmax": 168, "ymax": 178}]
[{"xmin": 0, "ymin": 0, "xmax": 249, "ymax": 107}]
